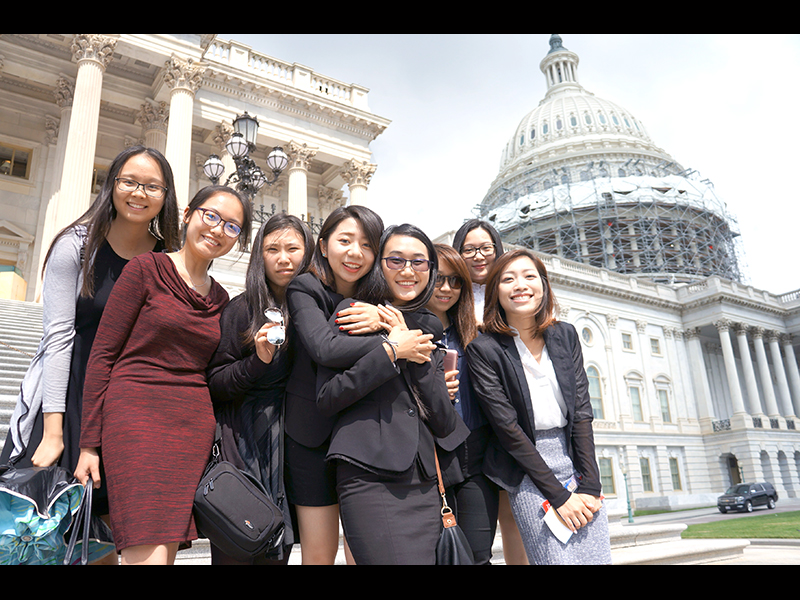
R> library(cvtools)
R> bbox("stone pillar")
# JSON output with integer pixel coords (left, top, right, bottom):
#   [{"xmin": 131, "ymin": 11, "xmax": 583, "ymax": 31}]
[
  {"xmin": 605, "ymin": 314, "xmax": 625, "ymax": 423},
  {"xmin": 714, "ymin": 319, "xmax": 746, "ymax": 415},
  {"xmin": 34, "ymin": 77, "xmax": 75, "ymax": 299},
  {"xmin": 286, "ymin": 141, "xmax": 317, "ymax": 219},
  {"xmin": 136, "ymin": 100, "xmax": 169, "ymax": 154},
  {"xmin": 767, "ymin": 331, "xmax": 795, "ymax": 418},
  {"xmin": 55, "ymin": 34, "xmax": 116, "ymax": 230},
  {"xmin": 781, "ymin": 335, "xmax": 800, "ymax": 418},
  {"xmin": 735, "ymin": 323, "xmax": 764, "ymax": 416},
  {"xmin": 752, "ymin": 327, "xmax": 781, "ymax": 417},
  {"xmin": 341, "ymin": 158, "xmax": 377, "ymax": 207},
  {"xmin": 684, "ymin": 327, "xmax": 714, "ymax": 421},
  {"xmin": 163, "ymin": 56, "xmax": 206, "ymax": 212}
]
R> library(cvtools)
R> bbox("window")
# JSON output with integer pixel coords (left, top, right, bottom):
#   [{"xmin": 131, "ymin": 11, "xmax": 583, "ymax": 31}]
[
  {"xmin": 542, "ymin": 122, "xmax": 549, "ymax": 135},
  {"xmin": 599, "ymin": 458, "xmax": 615, "ymax": 495},
  {"xmin": 598, "ymin": 112, "xmax": 607, "ymax": 125},
  {"xmin": 629, "ymin": 386, "xmax": 643, "ymax": 421},
  {"xmin": 556, "ymin": 118, "xmax": 563, "ymax": 130},
  {"xmin": 640, "ymin": 457, "xmax": 653, "ymax": 492},
  {"xmin": 621, "ymin": 332, "xmax": 634, "ymax": 351},
  {"xmin": 584, "ymin": 112, "xmax": 592, "ymax": 125},
  {"xmin": 519, "ymin": 134, "xmax": 525, "ymax": 146},
  {"xmin": 530, "ymin": 127, "xmax": 536, "ymax": 140},
  {"xmin": 0, "ymin": 143, "xmax": 31, "ymax": 180},
  {"xmin": 650, "ymin": 337, "xmax": 661, "ymax": 355},
  {"xmin": 581, "ymin": 327, "xmax": 593, "ymax": 345},
  {"xmin": 570, "ymin": 114, "xmax": 577, "ymax": 127},
  {"xmin": 587, "ymin": 366, "xmax": 604, "ymax": 419},
  {"xmin": 669, "ymin": 457, "xmax": 682, "ymax": 490},
  {"xmin": 658, "ymin": 388, "xmax": 671, "ymax": 423}
]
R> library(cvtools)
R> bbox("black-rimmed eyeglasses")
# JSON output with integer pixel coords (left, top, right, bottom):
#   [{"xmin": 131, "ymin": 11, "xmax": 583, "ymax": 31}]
[
  {"xmin": 195, "ymin": 207, "xmax": 242, "ymax": 238},
  {"xmin": 460, "ymin": 243, "xmax": 495, "ymax": 260},
  {"xmin": 382, "ymin": 257, "xmax": 432, "ymax": 272},
  {"xmin": 115, "ymin": 178, "xmax": 167, "ymax": 199}
]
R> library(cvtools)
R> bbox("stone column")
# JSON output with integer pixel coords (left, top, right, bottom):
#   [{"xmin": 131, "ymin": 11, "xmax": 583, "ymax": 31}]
[
  {"xmin": 55, "ymin": 34, "xmax": 116, "ymax": 230},
  {"xmin": 714, "ymin": 319, "xmax": 747, "ymax": 415},
  {"xmin": 752, "ymin": 327, "xmax": 781, "ymax": 417},
  {"xmin": 605, "ymin": 314, "xmax": 625, "ymax": 423},
  {"xmin": 735, "ymin": 323, "xmax": 764, "ymax": 416},
  {"xmin": 163, "ymin": 56, "xmax": 206, "ymax": 212},
  {"xmin": 286, "ymin": 141, "xmax": 317, "ymax": 219},
  {"xmin": 684, "ymin": 327, "xmax": 714, "ymax": 421},
  {"xmin": 341, "ymin": 158, "xmax": 377, "ymax": 207},
  {"xmin": 136, "ymin": 100, "xmax": 169, "ymax": 154},
  {"xmin": 767, "ymin": 331, "xmax": 794, "ymax": 418},
  {"xmin": 781, "ymin": 335, "xmax": 800, "ymax": 418}
]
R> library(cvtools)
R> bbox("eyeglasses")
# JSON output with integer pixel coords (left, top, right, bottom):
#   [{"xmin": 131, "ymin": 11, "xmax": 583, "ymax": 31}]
[
  {"xmin": 115, "ymin": 178, "xmax": 167, "ymax": 199},
  {"xmin": 195, "ymin": 207, "xmax": 242, "ymax": 238},
  {"xmin": 382, "ymin": 256, "xmax": 432, "ymax": 272},
  {"xmin": 460, "ymin": 243, "xmax": 496, "ymax": 260},
  {"xmin": 434, "ymin": 275, "xmax": 463, "ymax": 290}
]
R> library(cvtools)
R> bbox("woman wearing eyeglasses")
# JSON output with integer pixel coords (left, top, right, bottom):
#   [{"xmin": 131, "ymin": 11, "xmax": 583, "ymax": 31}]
[
  {"xmin": 75, "ymin": 185, "xmax": 252, "ymax": 565},
  {"xmin": 2, "ymin": 146, "xmax": 180, "ymax": 563},
  {"xmin": 452, "ymin": 219, "xmax": 505, "ymax": 323},
  {"xmin": 425, "ymin": 244, "xmax": 499, "ymax": 564},
  {"xmin": 315, "ymin": 224, "xmax": 469, "ymax": 565}
]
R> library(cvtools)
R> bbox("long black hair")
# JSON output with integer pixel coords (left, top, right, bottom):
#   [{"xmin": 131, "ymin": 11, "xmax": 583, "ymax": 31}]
[
  {"xmin": 44, "ymin": 145, "xmax": 181, "ymax": 297},
  {"xmin": 309, "ymin": 205, "xmax": 384, "ymax": 296},
  {"xmin": 358, "ymin": 223, "xmax": 439, "ymax": 313},
  {"xmin": 241, "ymin": 213, "xmax": 314, "ymax": 346}
]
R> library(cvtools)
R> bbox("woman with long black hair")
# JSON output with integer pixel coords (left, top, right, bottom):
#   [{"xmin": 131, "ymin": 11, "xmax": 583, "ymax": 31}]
[
  {"xmin": 207, "ymin": 213, "xmax": 315, "ymax": 565},
  {"xmin": 315, "ymin": 224, "xmax": 469, "ymax": 565},
  {"xmin": 2, "ymin": 146, "xmax": 180, "ymax": 564}
]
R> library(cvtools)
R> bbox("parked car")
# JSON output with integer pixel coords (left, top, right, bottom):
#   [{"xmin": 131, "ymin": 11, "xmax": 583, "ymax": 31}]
[{"xmin": 717, "ymin": 482, "xmax": 778, "ymax": 513}]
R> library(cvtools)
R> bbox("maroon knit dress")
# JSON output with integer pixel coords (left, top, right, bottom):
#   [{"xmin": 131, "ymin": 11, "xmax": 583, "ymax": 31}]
[{"xmin": 80, "ymin": 251, "xmax": 228, "ymax": 551}]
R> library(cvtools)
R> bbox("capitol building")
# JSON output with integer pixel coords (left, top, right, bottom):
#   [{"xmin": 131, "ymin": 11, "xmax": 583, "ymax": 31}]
[{"xmin": 0, "ymin": 34, "xmax": 799, "ymax": 512}]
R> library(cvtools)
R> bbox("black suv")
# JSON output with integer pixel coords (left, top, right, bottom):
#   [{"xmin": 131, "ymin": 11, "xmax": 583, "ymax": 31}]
[{"xmin": 717, "ymin": 482, "xmax": 778, "ymax": 513}]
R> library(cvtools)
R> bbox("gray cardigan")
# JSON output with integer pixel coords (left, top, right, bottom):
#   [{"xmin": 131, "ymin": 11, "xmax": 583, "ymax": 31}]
[{"xmin": 6, "ymin": 226, "xmax": 85, "ymax": 463}]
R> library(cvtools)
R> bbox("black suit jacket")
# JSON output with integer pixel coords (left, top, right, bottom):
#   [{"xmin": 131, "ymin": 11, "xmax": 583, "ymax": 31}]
[
  {"xmin": 284, "ymin": 273, "xmax": 384, "ymax": 447},
  {"xmin": 316, "ymin": 299, "xmax": 469, "ymax": 479},
  {"xmin": 466, "ymin": 321, "xmax": 601, "ymax": 509}
]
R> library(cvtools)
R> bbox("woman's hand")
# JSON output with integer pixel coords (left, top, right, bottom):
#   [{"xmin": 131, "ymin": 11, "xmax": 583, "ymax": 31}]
[
  {"xmin": 336, "ymin": 302, "xmax": 383, "ymax": 335},
  {"xmin": 385, "ymin": 326, "xmax": 435, "ymax": 364},
  {"xmin": 74, "ymin": 448, "xmax": 102, "ymax": 489},
  {"xmin": 254, "ymin": 322, "xmax": 280, "ymax": 364},
  {"xmin": 554, "ymin": 492, "xmax": 598, "ymax": 534},
  {"xmin": 377, "ymin": 304, "xmax": 408, "ymax": 332},
  {"xmin": 445, "ymin": 370, "xmax": 459, "ymax": 401},
  {"xmin": 31, "ymin": 412, "xmax": 64, "ymax": 467}
]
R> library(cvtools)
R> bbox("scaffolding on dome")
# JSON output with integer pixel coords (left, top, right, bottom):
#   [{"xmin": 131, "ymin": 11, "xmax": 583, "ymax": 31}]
[{"xmin": 478, "ymin": 173, "xmax": 745, "ymax": 285}]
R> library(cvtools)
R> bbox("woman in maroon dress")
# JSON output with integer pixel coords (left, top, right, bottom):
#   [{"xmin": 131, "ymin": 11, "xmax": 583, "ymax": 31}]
[{"xmin": 75, "ymin": 185, "xmax": 251, "ymax": 565}]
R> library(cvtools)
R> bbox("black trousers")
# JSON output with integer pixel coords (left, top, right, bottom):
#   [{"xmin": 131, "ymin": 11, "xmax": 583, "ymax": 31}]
[
  {"xmin": 445, "ymin": 473, "xmax": 500, "ymax": 565},
  {"xmin": 335, "ymin": 458, "xmax": 441, "ymax": 565}
]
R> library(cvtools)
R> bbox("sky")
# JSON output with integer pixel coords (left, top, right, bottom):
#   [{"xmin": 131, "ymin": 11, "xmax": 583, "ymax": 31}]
[{"xmin": 220, "ymin": 34, "xmax": 800, "ymax": 294}]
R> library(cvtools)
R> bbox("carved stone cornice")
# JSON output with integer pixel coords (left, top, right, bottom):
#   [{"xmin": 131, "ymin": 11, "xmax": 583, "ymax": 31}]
[{"xmin": 71, "ymin": 34, "xmax": 116, "ymax": 69}]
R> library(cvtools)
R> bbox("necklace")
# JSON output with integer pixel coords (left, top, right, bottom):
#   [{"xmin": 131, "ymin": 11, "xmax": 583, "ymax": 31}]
[{"xmin": 178, "ymin": 252, "xmax": 209, "ymax": 291}]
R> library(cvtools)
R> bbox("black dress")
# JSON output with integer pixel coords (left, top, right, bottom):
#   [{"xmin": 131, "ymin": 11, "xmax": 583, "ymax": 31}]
[
  {"xmin": 3, "ymin": 241, "xmax": 160, "ymax": 514},
  {"xmin": 206, "ymin": 294, "xmax": 296, "ymax": 563}
]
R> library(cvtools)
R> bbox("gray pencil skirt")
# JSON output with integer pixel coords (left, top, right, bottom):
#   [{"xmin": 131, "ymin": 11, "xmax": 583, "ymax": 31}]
[{"xmin": 508, "ymin": 427, "xmax": 612, "ymax": 565}]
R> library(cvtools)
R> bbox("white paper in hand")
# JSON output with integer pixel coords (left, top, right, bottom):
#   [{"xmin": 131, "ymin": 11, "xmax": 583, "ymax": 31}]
[{"xmin": 542, "ymin": 500, "xmax": 573, "ymax": 544}]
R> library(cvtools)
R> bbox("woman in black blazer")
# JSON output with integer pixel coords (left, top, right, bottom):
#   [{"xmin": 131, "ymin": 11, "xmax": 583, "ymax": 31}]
[
  {"xmin": 316, "ymin": 224, "xmax": 469, "ymax": 565},
  {"xmin": 466, "ymin": 248, "xmax": 611, "ymax": 565}
]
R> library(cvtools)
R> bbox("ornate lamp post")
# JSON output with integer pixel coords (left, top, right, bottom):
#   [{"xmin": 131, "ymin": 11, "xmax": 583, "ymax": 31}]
[{"xmin": 203, "ymin": 112, "xmax": 289, "ymax": 201}]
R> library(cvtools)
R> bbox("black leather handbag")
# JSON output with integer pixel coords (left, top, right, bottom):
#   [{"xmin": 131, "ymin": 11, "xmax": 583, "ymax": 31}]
[
  {"xmin": 434, "ymin": 452, "xmax": 474, "ymax": 565},
  {"xmin": 193, "ymin": 439, "xmax": 284, "ymax": 563}
]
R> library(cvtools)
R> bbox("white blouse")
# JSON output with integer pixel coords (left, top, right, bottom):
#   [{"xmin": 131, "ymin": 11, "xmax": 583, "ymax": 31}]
[
  {"xmin": 472, "ymin": 282, "xmax": 485, "ymax": 323},
  {"xmin": 513, "ymin": 334, "xmax": 568, "ymax": 431}
]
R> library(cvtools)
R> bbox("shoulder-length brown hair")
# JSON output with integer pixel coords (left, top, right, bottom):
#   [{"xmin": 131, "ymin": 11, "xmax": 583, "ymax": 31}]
[
  {"xmin": 482, "ymin": 248, "xmax": 558, "ymax": 338},
  {"xmin": 434, "ymin": 244, "xmax": 478, "ymax": 346}
]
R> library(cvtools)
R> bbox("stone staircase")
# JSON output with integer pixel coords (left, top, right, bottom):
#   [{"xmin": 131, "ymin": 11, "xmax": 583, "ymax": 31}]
[
  {"xmin": 0, "ymin": 298, "xmax": 43, "ymax": 452},
  {"xmin": 0, "ymin": 298, "xmax": 750, "ymax": 565}
]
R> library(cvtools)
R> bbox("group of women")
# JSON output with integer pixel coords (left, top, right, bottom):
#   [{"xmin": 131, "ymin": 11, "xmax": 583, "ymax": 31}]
[{"xmin": 1, "ymin": 145, "xmax": 611, "ymax": 565}]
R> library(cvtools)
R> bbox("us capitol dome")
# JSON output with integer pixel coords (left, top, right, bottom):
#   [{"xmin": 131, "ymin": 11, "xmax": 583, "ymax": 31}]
[{"xmin": 479, "ymin": 34, "xmax": 744, "ymax": 285}]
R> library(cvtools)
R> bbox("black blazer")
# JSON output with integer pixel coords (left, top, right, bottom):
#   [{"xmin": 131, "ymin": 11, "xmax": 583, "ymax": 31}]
[
  {"xmin": 466, "ymin": 321, "xmax": 601, "ymax": 509},
  {"xmin": 316, "ymin": 299, "xmax": 469, "ymax": 479},
  {"xmin": 284, "ymin": 272, "xmax": 384, "ymax": 447}
]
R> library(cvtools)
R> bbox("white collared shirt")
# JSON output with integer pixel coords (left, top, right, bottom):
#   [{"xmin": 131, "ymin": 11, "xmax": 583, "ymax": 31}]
[{"xmin": 513, "ymin": 333, "xmax": 568, "ymax": 430}]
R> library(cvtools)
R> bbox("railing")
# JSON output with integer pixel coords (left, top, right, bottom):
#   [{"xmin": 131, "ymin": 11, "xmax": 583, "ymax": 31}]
[{"xmin": 204, "ymin": 38, "xmax": 369, "ymax": 111}]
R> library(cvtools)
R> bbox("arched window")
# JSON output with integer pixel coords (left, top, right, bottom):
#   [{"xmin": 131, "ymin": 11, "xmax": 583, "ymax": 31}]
[
  {"xmin": 570, "ymin": 114, "xmax": 578, "ymax": 127},
  {"xmin": 556, "ymin": 118, "xmax": 563, "ymax": 130},
  {"xmin": 584, "ymin": 112, "xmax": 592, "ymax": 125},
  {"xmin": 542, "ymin": 122, "xmax": 549, "ymax": 135},
  {"xmin": 587, "ymin": 366, "xmax": 604, "ymax": 419},
  {"xmin": 598, "ymin": 112, "xmax": 607, "ymax": 125},
  {"xmin": 530, "ymin": 127, "xmax": 536, "ymax": 140}
]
